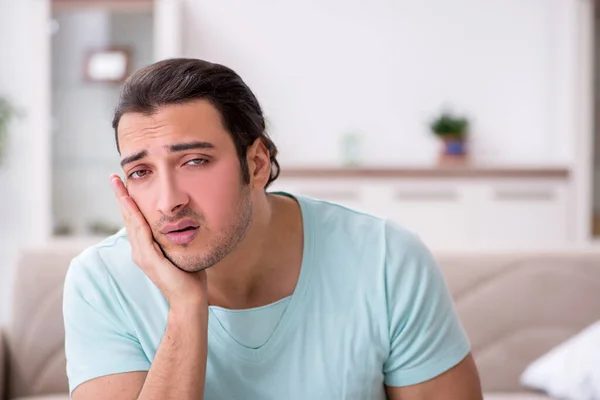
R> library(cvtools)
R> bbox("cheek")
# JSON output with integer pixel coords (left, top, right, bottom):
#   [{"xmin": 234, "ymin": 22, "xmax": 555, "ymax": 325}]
[
  {"xmin": 128, "ymin": 185, "xmax": 159, "ymax": 224},
  {"xmin": 184, "ymin": 160, "xmax": 245, "ymax": 226}
]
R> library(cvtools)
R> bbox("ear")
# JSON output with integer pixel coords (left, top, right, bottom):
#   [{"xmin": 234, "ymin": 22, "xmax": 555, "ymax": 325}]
[{"xmin": 246, "ymin": 138, "xmax": 271, "ymax": 189}]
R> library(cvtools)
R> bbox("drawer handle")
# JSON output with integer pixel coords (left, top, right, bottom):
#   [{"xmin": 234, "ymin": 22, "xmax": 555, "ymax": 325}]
[
  {"xmin": 394, "ymin": 191, "xmax": 458, "ymax": 201},
  {"xmin": 494, "ymin": 190, "xmax": 555, "ymax": 201}
]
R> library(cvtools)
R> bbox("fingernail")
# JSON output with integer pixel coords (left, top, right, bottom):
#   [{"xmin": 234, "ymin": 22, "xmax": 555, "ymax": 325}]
[{"xmin": 110, "ymin": 176, "xmax": 119, "ymax": 189}]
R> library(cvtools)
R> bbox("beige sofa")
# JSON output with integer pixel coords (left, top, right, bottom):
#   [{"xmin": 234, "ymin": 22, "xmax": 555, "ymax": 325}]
[{"xmin": 1, "ymin": 244, "xmax": 600, "ymax": 400}]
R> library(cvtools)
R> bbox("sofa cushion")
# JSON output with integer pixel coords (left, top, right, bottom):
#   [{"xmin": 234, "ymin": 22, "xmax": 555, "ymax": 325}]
[
  {"xmin": 436, "ymin": 253, "xmax": 600, "ymax": 392},
  {"xmin": 484, "ymin": 393, "xmax": 553, "ymax": 400},
  {"xmin": 6, "ymin": 245, "xmax": 84, "ymax": 398}
]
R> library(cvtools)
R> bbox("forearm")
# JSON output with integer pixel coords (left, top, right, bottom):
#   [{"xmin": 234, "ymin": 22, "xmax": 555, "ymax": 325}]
[{"xmin": 137, "ymin": 305, "xmax": 208, "ymax": 400}]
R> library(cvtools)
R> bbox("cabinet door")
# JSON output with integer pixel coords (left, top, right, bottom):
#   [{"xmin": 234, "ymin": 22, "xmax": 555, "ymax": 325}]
[
  {"xmin": 268, "ymin": 178, "xmax": 370, "ymax": 214},
  {"xmin": 380, "ymin": 182, "xmax": 473, "ymax": 251},
  {"xmin": 472, "ymin": 181, "xmax": 570, "ymax": 246}
]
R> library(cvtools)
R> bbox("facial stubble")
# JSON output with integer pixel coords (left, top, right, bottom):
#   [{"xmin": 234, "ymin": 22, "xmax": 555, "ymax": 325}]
[{"xmin": 156, "ymin": 186, "xmax": 253, "ymax": 273}]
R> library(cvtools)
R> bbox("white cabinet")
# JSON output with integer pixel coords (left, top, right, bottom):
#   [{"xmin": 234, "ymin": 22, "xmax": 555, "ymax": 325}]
[
  {"xmin": 270, "ymin": 174, "xmax": 572, "ymax": 251},
  {"xmin": 271, "ymin": 179, "xmax": 369, "ymax": 215},
  {"xmin": 379, "ymin": 182, "xmax": 472, "ymax": 249},
  {"xmin": 471, "ymin": 181, "xmax": 570, "ymax": 246}
]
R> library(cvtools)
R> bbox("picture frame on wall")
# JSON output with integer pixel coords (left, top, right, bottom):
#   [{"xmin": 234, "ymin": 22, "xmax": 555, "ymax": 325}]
[{"xmin": 84, "ymin": 47, "xmax": 132, "ymax": 83}]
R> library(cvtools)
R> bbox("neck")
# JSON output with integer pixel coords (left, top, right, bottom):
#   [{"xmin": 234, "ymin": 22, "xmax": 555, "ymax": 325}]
[{"xmin": 206, "ymin": 192, "xmax": 303, "ymax": 309}]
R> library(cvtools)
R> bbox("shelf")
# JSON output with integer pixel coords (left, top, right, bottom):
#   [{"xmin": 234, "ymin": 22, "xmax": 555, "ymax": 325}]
[
  {"xmin": 278, "ymin": 165, "xmax": 571, "ymax": 179},
  {"xmin": 52, "ymin": 0, "xmax": 154, "ymax": 13}
]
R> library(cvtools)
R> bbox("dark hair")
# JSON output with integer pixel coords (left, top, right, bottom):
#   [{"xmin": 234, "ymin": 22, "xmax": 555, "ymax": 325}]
[{"xmin": 112, "ymin": 58, "xmax": 280, "ymax": 187}]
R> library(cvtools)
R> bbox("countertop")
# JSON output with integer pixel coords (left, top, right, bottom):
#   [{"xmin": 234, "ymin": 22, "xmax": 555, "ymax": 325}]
[{"xmin": 277, "ymin": 163, "xmax": 570, "ymax": 179}]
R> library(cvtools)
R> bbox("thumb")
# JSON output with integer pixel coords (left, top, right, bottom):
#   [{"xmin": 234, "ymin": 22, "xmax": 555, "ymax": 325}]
[{"xmin": 152, "ymin": 242, "xmax": 165, "ymax": 258}]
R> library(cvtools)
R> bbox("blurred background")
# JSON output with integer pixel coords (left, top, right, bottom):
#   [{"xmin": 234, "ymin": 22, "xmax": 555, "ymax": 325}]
[
  {"xmin": 1, "ymin": 1, "xmax": 600, "ymax": 399},
  {"xmin": 1, "ymin": 0, "xmax": 593, "ymax": 250}
]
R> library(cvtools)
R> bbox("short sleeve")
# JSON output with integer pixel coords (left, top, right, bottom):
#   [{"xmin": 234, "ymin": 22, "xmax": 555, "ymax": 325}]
[
  {"xmin": 63, "ymin": 250, "xmax": 151, "ymax": 394},
  {"xmin": 382, "ymin": 223, "xmax": 471, "ymax": 387}
]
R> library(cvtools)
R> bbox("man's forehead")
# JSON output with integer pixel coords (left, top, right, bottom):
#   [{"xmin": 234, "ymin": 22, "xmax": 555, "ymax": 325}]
[
  {"xmin": 115, "ymin": 101, "xmax": 232, "ymax": 158},
  {"xmin": 120, "ymin": 100, "xmax": 220, "ymax": 123},
  {"xmin": 118, "ymin": 102, "xmax": 225, "ymax": 136}
]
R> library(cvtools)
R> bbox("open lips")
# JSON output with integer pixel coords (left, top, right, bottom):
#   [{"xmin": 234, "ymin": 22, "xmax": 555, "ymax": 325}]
[{"xmin": 161, "ymin": 219, "xmax": 199, "ymax": 245}]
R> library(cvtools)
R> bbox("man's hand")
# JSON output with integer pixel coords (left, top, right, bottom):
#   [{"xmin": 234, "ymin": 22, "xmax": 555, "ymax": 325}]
[
  {"xmin": 110, "ymin": 174, "xmax": 208, "ymax": 310},
  {"xmin": 71, "ymin": 175, "xmax": 209, "ymax": 400}
]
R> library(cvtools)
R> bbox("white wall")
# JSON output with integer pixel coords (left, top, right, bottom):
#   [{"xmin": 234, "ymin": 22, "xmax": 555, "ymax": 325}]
[
  {"xmin": 183, "ymin": 0, "xmax": 575, "ymax": 167},
  {"xmin": 0, "ymin": 0, "xmax": 51, "ymax": 323},
  {"xmin": 49, "ymin": 0, "xmax": 585, "ymax": 235}
]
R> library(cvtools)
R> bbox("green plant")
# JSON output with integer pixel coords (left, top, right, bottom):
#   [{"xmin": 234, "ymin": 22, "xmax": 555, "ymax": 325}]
[
  {"xmin": 429, "ymin": 111, "xmax": 469, "ymax": 139},
  {"xmin": 0, "ymin": 97, "xmax": 17, "ymax": 164}
]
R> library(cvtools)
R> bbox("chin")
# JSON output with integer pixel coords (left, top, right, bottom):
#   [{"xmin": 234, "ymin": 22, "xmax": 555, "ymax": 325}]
[
  {"xmin": 156, "ymin": 234, "xmax": 203, "ymax": 269},
  {"xmin": 162, "ymin": 248, "xmax": 206, "ymax": 272},
  {"xmin": 162, "ymin": 240, "xmax": 226, "ymax": 272}
]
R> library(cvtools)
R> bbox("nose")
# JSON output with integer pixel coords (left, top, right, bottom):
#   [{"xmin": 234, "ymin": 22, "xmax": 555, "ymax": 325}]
[{"xmin": 156, "ymin": 173, "xmax": 189, "ymax": 216}]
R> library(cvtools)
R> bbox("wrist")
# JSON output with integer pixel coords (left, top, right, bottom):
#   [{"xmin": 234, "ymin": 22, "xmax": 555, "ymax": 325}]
[{"xmin": 169, "ymin": 298, "xmax": 209, "ymax": 322}]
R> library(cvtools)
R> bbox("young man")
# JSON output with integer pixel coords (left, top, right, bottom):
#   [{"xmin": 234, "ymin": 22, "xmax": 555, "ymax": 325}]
[{"xmin": 63, "ymin": 58, "xmax": 483, "ymax": 399}]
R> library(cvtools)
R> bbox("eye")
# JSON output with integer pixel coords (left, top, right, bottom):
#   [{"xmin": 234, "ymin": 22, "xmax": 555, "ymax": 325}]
[
  {"xmin": 185, "ymin": 158, "xmax": 208, "ymax": 166},
  {"xmin": 128, "ymin": 169, "xmax": 151, "ymax": 180}
]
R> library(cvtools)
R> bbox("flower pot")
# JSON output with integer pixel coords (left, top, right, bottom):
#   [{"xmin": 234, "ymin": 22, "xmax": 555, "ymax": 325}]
[{"xmin": 439, "ymin": 136, "xmax": 468, "ymax": 164}]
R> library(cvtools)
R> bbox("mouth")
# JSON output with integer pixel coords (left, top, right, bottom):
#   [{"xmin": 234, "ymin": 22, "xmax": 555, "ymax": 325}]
[
  {"xmin": 161, "ymin": 220, "xmax": 200, "ymax": 245},
  {"xmin": 164, "ymin": 226, "xmax": 199, "ymax": 245},
  {"xmin": 168, "ymin": 226, "xmax": 197, "ymax": 234}
]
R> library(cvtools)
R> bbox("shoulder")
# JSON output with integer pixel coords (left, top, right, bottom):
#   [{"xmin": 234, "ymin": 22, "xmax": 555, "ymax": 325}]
[
  {"xmin": 296, "ymin": 192, "xmax": 421, "ymax": 235},
  {"xmin": 296, "ymin": 193, "xmax": 434, "ymax": 283},
  {"xmin": 383, "ymin": 219, "xmax": 437, "ymax": 277},
  {"xmin": 295, "ymin": 194, "xmax": 389, "ymax": 238},
  {"xmin": 63, "ymin": 228, "xmax": 141, "ymax": 298},
  {"xmin": 297, "ymin": 193, "xmax": 429, "ymax": 257}
]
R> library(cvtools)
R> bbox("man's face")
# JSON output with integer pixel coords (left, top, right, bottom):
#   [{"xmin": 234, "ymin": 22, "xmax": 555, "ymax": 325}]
[{"xmin": 117, "ymin": 100, "xmax": 253, "ymax": 272}]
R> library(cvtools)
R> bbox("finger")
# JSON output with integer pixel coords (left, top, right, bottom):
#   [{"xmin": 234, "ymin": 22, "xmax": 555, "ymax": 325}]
[
  {"xmin": 110, "ymin": 173, "xmax": 128, "ymax": 198},
  {"xmin": 121, "ymin": 199, "xmax": 156, "ymax": 271},
  {"xmin": 126, "ymin": 198, "xmax": 151, "ymax": 233},
  {"xmin": 110, "ymin": 175, "xmax": 150, "ymax": 234},
  {"xmin": 109, "ymin": 175, "xmax": 147, "ymax": 236},
  {"xmin": 111, "ymin": 175, "xmax": 133, "ymax": 225},
  {"xmin": 120, "ymin": 194, "xmax": 153, "ymax": 243},
  {"xmin": 152, "ymin": 241, "xmax": 167, "ymax": 260}
]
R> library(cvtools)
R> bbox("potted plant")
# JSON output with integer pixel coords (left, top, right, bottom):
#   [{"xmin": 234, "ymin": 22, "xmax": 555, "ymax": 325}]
[
  {"xmin": 0, "ymin": 96, "xmax": 17, "ymax": 166},
  {"xmin": 429, "ymin": 110, "xmax": 470, "ymax": 163}
]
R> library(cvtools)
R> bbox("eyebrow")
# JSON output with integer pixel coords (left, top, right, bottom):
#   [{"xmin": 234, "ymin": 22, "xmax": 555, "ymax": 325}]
[
  {"xmin": 169, "ymin": 141, "xmax": 215, "ymax": 153},
  {"xmin": 120, "ymin": 141, "xmax": 216, "ymax": 168},
  {"xmin": 120, "ymin": 150, "xmax": 147, "ymax": 168}
]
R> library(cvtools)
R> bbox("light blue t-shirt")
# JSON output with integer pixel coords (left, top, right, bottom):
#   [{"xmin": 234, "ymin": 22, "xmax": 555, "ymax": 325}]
[
  {"xmin": 211, "ymin": 296, "xmax": 291, "ymax": 349},
  {"xmin": 63, "ymin": 193, "xmax": 471, "ymax": 399}
]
